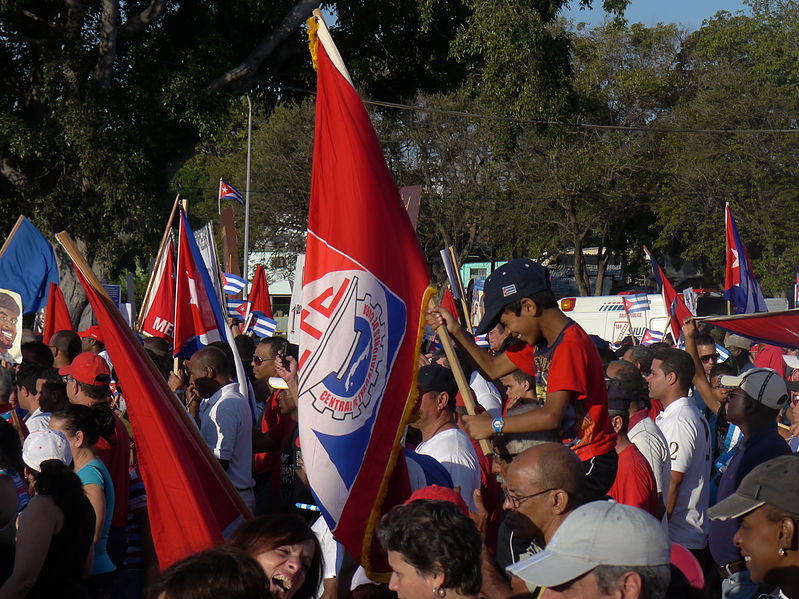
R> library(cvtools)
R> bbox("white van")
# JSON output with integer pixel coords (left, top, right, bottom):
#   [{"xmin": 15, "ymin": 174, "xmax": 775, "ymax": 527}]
[{"xmin": 559, "ymin": 295, "xmax": 667, "ymax": 343}]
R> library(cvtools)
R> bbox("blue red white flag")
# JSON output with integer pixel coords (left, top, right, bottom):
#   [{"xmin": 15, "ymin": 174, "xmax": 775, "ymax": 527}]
[
  {"xmin": 622, "ymin": 293, "xmax": 649, "ymax": 314},
  {"xmin": 0, "ymin": 216, "xmax": 59, "ymax": 314},
  {"xmin": 641, "ymin": 329, "xmax": 664, "ymax": 346},
  {"xmin": 249, "ymin": 311, "xmax": 277, "ymax": 338},
  {"xmin": 223, "ymin": 273, "xmax": 248, "ymax": 295},
  {"xmin": 644, "ymin": 246, "xmax": 692, "ymax": 341},
  {"xmin": 299, "ymin": 15, "xmax": 434, "ymax": 577},
  {"xmin": 475, "ymin": 334, "xmax": 489, "ymax": 348},
  {"xmin": 227, "ymin": 298, "xmax": 246, "ymax": 319},
  {"xmin": 219, "ymin": 179, "xmax": 243, "ymax": 205},
  {"xmin": 724, "ymin": 203, "xmax": 766, "ymax": 314}
]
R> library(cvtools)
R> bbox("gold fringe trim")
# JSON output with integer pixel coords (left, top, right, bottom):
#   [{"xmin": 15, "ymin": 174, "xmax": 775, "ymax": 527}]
[
  {"xmin": 306, "ymin": 16, "xmax": 319, "ymax": 71},
  {"xmin": 361, "ymin": 285, "xmax": 437, "ymax": 581}
]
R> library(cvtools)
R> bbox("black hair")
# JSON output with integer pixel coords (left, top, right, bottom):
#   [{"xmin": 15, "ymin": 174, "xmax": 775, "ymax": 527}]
[
  {"xmin": 608, "ymin": 408, "xmax": 631, "ymax": 435},
  {"xmin": 206, "ymin": 342, "xmax": 234, "ymax": 376},
  {"xmin": 21, "ymin": 341, "xmax": 54, "ymax": 366},
  {"xmin": 14, "ymin": 363, "xmax": 47, "ymax": 394},
  {"xmin": 52, "ymin": 403, "xmax": 114, "ymax": 447},
  {"xmin": 695, "ymin": 334, "xmax": 716, "ymax": 348},
  {"xmin": 51, "ymin": 330, "xmax": 82, "ymax": 361},
  {"xmin": 38, "ymin": 382, "xmax": 69, "ymax": 413},
  {"xmin": 625, "ymin": 345, "xmax": 654, "ymax": 375},
  {"xmin": 149, "ymin": 546, "xmax": 272, "ymax": 599},
  {"xmin": 653, "ymin": 348, "xmax": 695, "ymax": 392},
  {"xmin": 607, "ymin": 360, "xmax": 644, "ymax": 402},
  {"xmin": 509, "ymin": 368, "xmax": 536, "ymax": 391},
  {"xmin": 505, "ymin": 289, "xmax": 558, "ymax": 315},
  {"xmin": 710, "ymin": 362, "xmax": 737, "ymax": 379},
  {"xmin": 227, "ymin": 514, "xmax": 322, "ymax": 599},
  {"xmin": 377, "ymin": 499, "xmax": 481, "ymax": 596},
  {"xmin": 32, "ymin": 459, "xmax": 92, "ymax": 522}
]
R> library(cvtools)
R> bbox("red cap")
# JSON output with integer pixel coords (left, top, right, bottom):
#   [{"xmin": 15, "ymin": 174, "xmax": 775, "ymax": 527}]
[
  {"xmin": 404, "ymin": 485, "xmax": 469, "ymax": 516},
  {"xmin": 670, "ymin": 542, "xmax": 704, "ymax": 591},
  {"xmin": 78, "ymin": 325, "xmax": 103, "ymax": 343},
  {"xmin": 58, "ymin": 352, "xmax": 111, "ymax": 386}
]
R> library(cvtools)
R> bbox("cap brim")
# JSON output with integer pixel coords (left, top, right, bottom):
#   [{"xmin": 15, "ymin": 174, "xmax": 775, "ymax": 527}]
[
  {"xmin": 475, "ymin": 307, "xmax": 502, "ymax": 336},
  {"xmin": 783, "ymin": 355, "xmax": 799, "ymax": 370},
  {"xmin": 57, "ymin": 364, "xmax": 73, "ymax": 376},
  {"xmin": 718, "ymin": 374, "xmax": 745, "ymax": 390},
  {"xmin": 707, "ymin": 492, "xmax": 765, "ymax": 521},
  {"xmin": 268, "ymin": 376, "xmax": 289, "ymax": 391},
  {"xmin": 506, "ymin": 549, "xmax": 596, "ymax": 588}
]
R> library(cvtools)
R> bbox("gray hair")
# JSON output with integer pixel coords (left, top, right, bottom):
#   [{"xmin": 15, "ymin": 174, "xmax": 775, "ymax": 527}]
[
  {"xmin": 502, "ymin": 403, "xmax": 560, "ymax": 454},
  {"xmin": 593, "ymin": 564, "xmax": 670, "ymax": 599}
]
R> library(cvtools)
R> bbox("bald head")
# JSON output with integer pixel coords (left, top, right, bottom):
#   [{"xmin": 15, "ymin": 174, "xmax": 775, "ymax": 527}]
[
  {"xmin": 509, "ymin": 443, "xmax": 585, "ymax": 506},
  {"xmin": 191, "ymin": 347, "xmax": 231, "ymax": 378},
  {"xmin": 50, "ymin": 330, "xmax": 81, "ymax": 367}
]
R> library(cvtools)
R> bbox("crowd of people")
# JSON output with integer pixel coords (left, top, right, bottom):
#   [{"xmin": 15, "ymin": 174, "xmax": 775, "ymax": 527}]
[{"xmin": 0, "ymin": 257, "xmax": 797, "ymax": 599}]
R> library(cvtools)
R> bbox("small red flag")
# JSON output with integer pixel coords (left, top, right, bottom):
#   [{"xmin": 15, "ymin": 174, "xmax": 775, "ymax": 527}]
[
  {"xmin": 42, "ymin": 282, "xmax": 73, "ymax": 344},
  {"xmin": 140, "ymin": 241, "xmax": 176, "ymax": 344},
  {"xmin": 71, "ymin": 265, "xmax": 249, "ymax": 569},
  {"xmin": 441, "ymin": 287, "xmax": 461, "ymax": 324},
  {"xmin": 246, "ymin": 264, "xmax": 273, "ymax": 319}
]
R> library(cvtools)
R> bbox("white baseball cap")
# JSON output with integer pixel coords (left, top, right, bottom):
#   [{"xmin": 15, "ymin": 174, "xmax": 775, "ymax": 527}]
[
  {"xmin": 719, "ymin": 367, "xmax": 788, "ymax": 410},
  {"xmin": 22, "ymin": 429, "xmax": 73, "ymax": 472},
  {"xmin": 507, "ymin": 501, "xmax": 670, "ymax": 587}
]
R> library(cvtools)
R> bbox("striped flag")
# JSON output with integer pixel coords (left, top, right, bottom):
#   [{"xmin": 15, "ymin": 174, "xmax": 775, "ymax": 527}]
[
  {"xmin": 622, "ymin": 293, "xmax": 649, "ymax": 314},
  {"xmin": 475, "ymin": 334, "xmax": 489, "ymax": 348},
  {"xmin": 223, "ymin": 273, "xmax": 247, "ymax": 295},
  {"xmin": 641, "ymin": 329, "xmax": 664, "ymax": 346},
  {"xmin": 219, "ymin": 179, "xmax": 243, "ymax": 204},
  {"xmin": 249, "ymin": 311, "xmax": 277, "ymax": 338},
  {"xmin": 226, "ymin": 298, "xmax": 246, "ymax": 319}
]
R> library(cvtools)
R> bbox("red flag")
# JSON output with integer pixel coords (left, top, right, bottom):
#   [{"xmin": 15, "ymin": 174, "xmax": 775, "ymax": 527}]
[
  {"xmin": 441, "ymin": 287, "xmax": 461, "ymax": 324},
  {"xmin": 69, "ymin": 262, "xmax": 248, "ymax": 569},
  {"xmin": 245, "ymin": 264, "xmax": 273, "ymax": 319},
  {"xmin": 644, "ymin": 246, "xmax": 692, "ymax": 340},
  {"xmin": 299, "ymin": 15, "xmax": 435, "ymax": 577},
  {"xmin": 173, "ymin": 207, "xmax": 223, "ymax": 357},
  {"xmin": 140, "ymin": 241, "xmax": 176, "ymax": 344},
  {"xmin": 42, "ymin": 282, "xmax": 73, "ymax": 344},
  {"xmin": 699, "ymin": 310, "xmax": 799, "ymax": 349}
]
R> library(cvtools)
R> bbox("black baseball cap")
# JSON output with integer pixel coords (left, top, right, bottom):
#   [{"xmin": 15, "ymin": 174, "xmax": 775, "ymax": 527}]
[
  {"xmin": 417, "ymin": 364, "xmax": 458, "ymax": 399},
  {"xmin": 476, "ymin": 259, "xmax": 551, "ymax": 335},
  {"xmin": 707, "ymin": 455, "xmax": 799, "ymax": 521}
]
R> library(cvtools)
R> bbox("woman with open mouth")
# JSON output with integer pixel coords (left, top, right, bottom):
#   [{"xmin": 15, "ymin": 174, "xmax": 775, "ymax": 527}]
[{"xmin": 228, "ymin": 514, "xmax": 322, "ymax": 599}]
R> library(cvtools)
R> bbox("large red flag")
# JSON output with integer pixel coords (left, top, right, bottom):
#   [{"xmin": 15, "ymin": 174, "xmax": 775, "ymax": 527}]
[
  {"xmin": 140, "ymin": 240, "xmax": 176, "ymax": 344},
  {"xmin": 58, "ymin": 235, "xmax": 249, "ymax": 569},
  {"xmin": 699, "ymin": 310, "xmax": 799, "ymax": 349},
  {"xmin": 42, "ymin": 282, "xmax": 73, "ymax": 344},
  {"xmin": 299, "ymin": 14, "xmax": 435, "ymax": 577}
]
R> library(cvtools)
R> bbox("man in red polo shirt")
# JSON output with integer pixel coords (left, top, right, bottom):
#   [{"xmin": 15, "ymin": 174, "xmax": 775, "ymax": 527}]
[{"xmin": 427, "ymin": 258, "xmax": 617, "ymax": 501}]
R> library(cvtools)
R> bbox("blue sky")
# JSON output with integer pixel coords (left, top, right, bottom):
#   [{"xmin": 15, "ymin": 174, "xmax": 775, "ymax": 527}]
[{"xmin": 564, "ymin": 0, "xmax": 751, "ymax": 30}]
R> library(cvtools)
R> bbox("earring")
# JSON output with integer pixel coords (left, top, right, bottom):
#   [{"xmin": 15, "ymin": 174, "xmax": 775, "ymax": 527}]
[
  {"xmin": 433, "ymin": 587, "xmax": 446, "ymax": 598},
  {"xmin": 778, "ymin": 547, "xmax": 787, "ymax": 557}
]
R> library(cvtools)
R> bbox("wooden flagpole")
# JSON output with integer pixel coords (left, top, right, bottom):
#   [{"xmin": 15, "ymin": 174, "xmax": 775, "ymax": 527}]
[
  {"xmin": 625, "ymin": 310, "xmax": 638, "ymax": 345},
  {"xmin": 136, "ymin": 195, "xmax": 180, "ymax": 331},
  {"xmin": 0, "ymin": 216, "xmax": 25, "ymax": 261},
  {"xmin": 447, "ymin": 246, "xmax": 474, "ymax": 335},
  {"xmin": 429, "ymin": 299, "xmax": 491, "ymax": 456}
]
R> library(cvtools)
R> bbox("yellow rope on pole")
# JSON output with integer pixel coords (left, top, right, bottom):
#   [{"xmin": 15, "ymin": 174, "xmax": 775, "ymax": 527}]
[{"xmin": 306, "ymin": 15, "xmax": 319, "ymax": 71}]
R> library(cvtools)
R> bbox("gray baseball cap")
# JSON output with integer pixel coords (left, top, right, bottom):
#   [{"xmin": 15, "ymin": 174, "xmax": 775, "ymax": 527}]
[
  {"xmin": 718, "ymin": 367, "xmax": 788, "ymax": 410},
  {"xmin": 507, "ymin": 501, "xmax": 670, "ymax": 587}
]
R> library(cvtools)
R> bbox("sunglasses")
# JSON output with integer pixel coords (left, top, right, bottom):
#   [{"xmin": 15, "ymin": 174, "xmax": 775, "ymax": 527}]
[
  {"xmin": 699, "ymin": 353, "xmax": 719, "ymax": 364},
  {"xmin": 252, "ymin": 355, "xmax": 276, "ymax": 366}
]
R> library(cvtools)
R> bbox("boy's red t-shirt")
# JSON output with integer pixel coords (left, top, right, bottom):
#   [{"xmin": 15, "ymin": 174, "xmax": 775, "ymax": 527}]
[{"xmin": 507, "ymin": 320, "xmax": 615, "ymax": 461}]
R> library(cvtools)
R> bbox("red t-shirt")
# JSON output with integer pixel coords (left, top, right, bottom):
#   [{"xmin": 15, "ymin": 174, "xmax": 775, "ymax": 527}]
[
  {"xmin": 609, "ymin": 443, "xmax": 657, "ymax": 516},
  {"xmin": 254, "ymin": 390, "xmax": 296, "ymax": 475},
  {"xmin": 533, "ymin": 321, "xmax": 616, "ymax": 461},
  {"xmin": 505, "ymin": 341, "xmax": 536, "ymax": 378},
  {"xmin": 96, "ymin": 413, "xmax": 131, "ymax": 529}
]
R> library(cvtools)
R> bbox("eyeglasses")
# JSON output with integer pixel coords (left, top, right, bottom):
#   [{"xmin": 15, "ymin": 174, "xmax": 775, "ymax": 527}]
[
  {"xmin": 700, "ymin": 353, "xmax": 719, "ymax": 364},
  {"xmin": 252, "ymin": 355, "xmax": 276, "ymax": 365},
  {"xmin": 61, "ymin": 375, "xmax": 73, "ymax": 384},
  {"xmin": 492, "ymin": 448, "xmax": 518, "ymax": 464},
  {"xmin": 790, "ymin": 396, "xmax": 799, "ymax": 407},
  {"xmin": 505, "ymin": 488, "xmax": 555, "ymax": 509}
]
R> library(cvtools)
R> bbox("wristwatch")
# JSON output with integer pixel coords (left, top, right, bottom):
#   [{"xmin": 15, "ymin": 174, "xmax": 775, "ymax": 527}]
[{"xmin": 492, "ymin": 417, "xmax": 505, "ymax": 435}]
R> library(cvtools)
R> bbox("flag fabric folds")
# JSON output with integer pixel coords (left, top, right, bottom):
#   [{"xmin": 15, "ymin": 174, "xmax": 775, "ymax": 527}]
[
  {"xmin": 644, "ymin": 246, "xmax": 692, "ymax": 341},
  {"xmin": 249, "ymin": 311, "xmax": 277, "ymax": 338},
  {"xmin": 641, "ymin": 329, "xmax": 664, "ymax": 346},
  {"xmin": 69, "ymin": 262, "xmax": 249, "ymax": 569},
  {"xmin": 300, "ymin": 15, "xmax": 435, "ymax": 576},
  {"xmin": 140, "ymin": 240, "xmax": 176, "ymax": 344},
  {"xmin": 42, "ymin": 283, "xmax": 73, "ymax": 344},
  {"xmin": 245, "ymin": 264, "xmax": 273, "ymax": 319},
  {"xmin": 622, "ymin": 293, "xmax": 649, "ymax": 314},
  {"xmin": 724, "ymin": 203, "xmax": 766, "ymax": 314},
  {"xmin": 441, "ymin": 287, "xmax": 461, "ymax": 323},
  {"xmin": 227, "ymin": 298, "xmax": 246, "ymax": 319},
  {"xmin": 0, "ymin": 216, "xmax": 59, "ymax": 314},
  {"xmin": 223, "ymin": 273, "xmax": 247, "ymax": 296},
  {"xmin": 698, "ymin": 310, "xmax": 799, "ymax": 349},
  {"xmin": 219, "ymin": 179, "xmax": 243, "ymax": 205}
]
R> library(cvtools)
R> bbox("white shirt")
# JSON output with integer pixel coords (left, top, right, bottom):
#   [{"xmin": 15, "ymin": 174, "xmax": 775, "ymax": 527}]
[
  {"xmin": 199, "ymin": 383, "xmax": 255, "ymax": 491},
  {"xmin": 469, "ymin": 372, "xmax": 502, "ymax": 418},
  {"xmin": 656, "ymin": 397, "xmax": 711, "ymax": 549},
  {"xmin": 415, "ymin": 427, "xmax": 480, "ymax": 510},
  {"xmin": 24, "ymin": 408, "xmax": 51, "ymax": 434},
  {"xmin": 311, "ymin": 515, "xmax": 342, "ymax": 596},
  {"xmin": 629, "ymin": 415, "xmax": 671, "ymax": 498}
]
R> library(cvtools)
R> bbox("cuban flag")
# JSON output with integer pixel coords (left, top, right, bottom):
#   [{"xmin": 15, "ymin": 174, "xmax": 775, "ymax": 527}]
[
  {"xmin": 249, "ymin": 311, "xmax": 277, "ymax": 338},
  {"xmin": 218, "ymin": 179, "xmax": 243, "ymax": 205},
  {"xmin": 475, "ymin": 334, "xmax": 489, "ymax": 348},
  {"xmin": 300, "ymin": 14, "xmax": 434, "ymax": 577},
  {"xmin": 622, "ymin": 293, "xmax": 649, "ymax": 314},
  {"xmin": 641, "ymin": 329, "xmax": 664, "ymax": 346},
  {"xmin": 724, "ymin": 203, "xmax": 766, "ymax": 314},
  {"xmin": 226, "ymin": 298, "xmax": 246, "ymax": 319},
  {"xmin": 223, "ymin": 273, "xmax": 247, "ymax": 295},
  {"xmin": 644, "ymin": 246, "xmax": 692, "ymax": 341}
]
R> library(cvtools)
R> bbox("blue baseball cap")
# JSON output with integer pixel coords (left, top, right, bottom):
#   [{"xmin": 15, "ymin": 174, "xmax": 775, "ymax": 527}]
[{"xmin": 475, "ymin": 259, "xmax": 551, "ymax": 335}]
